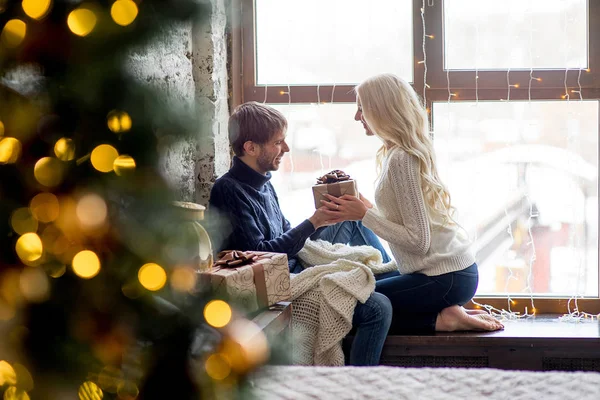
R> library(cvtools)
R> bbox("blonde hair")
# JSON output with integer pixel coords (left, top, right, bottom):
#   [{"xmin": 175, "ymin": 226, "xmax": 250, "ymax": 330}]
[{"xmin": 356, "ymin": 73, "xmax": 455, "ymax": 225}]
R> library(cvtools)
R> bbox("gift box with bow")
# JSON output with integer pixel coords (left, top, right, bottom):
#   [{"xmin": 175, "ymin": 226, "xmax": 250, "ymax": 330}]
[
  {"xmin": 199, "ymin": 250, "xmax": 291, "ymax": 312},
  {"xmin": 312, "ymin": 169, "xmax": 358, "ymax": 209}
]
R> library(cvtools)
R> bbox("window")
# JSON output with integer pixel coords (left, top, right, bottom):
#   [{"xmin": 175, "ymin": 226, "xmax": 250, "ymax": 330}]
[{"xmin": 234, "ymin": 0, "xmax": 600, "ymax": 314}]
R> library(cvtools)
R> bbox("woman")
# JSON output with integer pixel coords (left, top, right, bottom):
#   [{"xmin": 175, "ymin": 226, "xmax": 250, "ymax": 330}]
[{"xmin": 321, "ymin": 73, "xmax": 503, "ymax": 333}]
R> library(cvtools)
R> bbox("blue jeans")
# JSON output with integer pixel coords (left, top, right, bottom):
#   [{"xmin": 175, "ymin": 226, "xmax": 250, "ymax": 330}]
[
  {"xmin": 375, "ymin": 263, "xmax": 479, "ymax": 334},
  {"xmin": 347, "ymin": 292, "xmax": 392, "ymax": 366},
  {"xmin": 314, "ymin": 221, "xmax": 392, "ymax": 365},
  {"xmin": 313, "ymin": 221, "xmax": 391, "ymax": 263}
]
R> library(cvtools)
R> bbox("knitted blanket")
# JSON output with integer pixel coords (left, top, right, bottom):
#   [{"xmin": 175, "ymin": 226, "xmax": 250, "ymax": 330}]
[
  {"xmin": 290, "ymin": 240, "xmax": 397, "ymax": 366},
  {"xmin": 252, "ymin": 366, "xmax": 600, "ymax": 400}
]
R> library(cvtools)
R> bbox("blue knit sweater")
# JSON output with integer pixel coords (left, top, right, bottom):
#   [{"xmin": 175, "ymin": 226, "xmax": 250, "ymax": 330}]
[{"xmin": 208, "ymin": 157, "xmax": 315, "ymax": 273}]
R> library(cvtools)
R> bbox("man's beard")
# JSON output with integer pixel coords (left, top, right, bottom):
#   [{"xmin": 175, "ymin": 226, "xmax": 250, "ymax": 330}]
[{"xmin": 257, "ymin": 153, "xmax": 278, "ymax": 172}]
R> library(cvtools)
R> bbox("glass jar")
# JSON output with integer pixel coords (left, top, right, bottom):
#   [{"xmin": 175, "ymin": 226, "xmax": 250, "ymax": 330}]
[{"xmin": 169, "ymin": 201, "xmax": 213, "ymax": 272}]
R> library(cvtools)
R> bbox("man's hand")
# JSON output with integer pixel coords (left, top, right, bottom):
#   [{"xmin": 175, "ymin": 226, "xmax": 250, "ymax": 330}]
[
  {"xmin": 308, "ymin": 207, "xmax": 337, "ymax": 229},
  {"xmin": 319, "ymin": 194, "xmax": 369, "ymax": 223}
]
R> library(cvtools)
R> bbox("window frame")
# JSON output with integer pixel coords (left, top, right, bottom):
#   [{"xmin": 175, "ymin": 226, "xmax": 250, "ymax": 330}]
[{"xmin": 233, "ymin": 0, "xmax": 600, "ymax": 314}]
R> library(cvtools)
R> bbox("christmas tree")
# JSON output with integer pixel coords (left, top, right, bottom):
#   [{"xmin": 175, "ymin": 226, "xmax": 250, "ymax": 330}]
[{"xmin": 0, "ymin": 1, "xmax": 268, "ymax": 398}]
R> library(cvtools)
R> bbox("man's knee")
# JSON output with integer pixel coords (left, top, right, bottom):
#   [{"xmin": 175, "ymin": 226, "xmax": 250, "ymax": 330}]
[{"xmin": 358, "ymin": 292, "xmax": 392, "ymax": 326}]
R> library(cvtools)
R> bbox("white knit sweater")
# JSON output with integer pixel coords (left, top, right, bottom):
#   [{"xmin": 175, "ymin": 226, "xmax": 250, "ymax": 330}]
[{"xmin": 362, "ymin": 147, "xmax": 475, "ymax": 276}]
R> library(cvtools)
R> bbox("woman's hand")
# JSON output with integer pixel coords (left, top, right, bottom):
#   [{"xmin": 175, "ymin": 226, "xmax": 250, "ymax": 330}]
[
  {"xmin": 320, "ymin": 194, "xmax": 369, "ymax": 222},
  {"xmin": 359, "ymin": 193, "xmax": 374, "ymax": 209}
]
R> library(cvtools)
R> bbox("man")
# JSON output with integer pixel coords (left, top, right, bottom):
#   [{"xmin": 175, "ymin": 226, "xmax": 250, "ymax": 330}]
[{"xmin": 208, "ymin": 101, "xmax": 392, "ymax": 366}]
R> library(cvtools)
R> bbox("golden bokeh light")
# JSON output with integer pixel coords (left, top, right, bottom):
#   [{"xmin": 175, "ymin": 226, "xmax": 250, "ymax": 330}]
[
  {"xmin": 22, "ymin": 0, "xmax": 52, "ymax": 20},
  {"xmin": 107, "ymin": 110, "xmax": 132, "ymax": 133},
  {"xmin": 34, "ymin": 157, "xmax": 65, "ymax": 187},
  {"xmin": 0, "ymin": 137, "xmax": 22, "ymax": 164},
  {"xmin": 223, "ymin": 319, "xmax": 269, "ymax": 373},
  {"xmin": 110, "ymin": 0, "xmax": 138, "ymax": 27},
  {"xmin": 91, "ymin": 144, "xmax": 119, "ymax": 173},
  {"xmin": 12, "ymin": 363, "xmax": 33, "ymax": 392},
  {"xmin": 54, "ymin": 137, "xmax": 75, "ymax": 161},
  {"xmin": 19, "ymin": 267, "xmax": 49, "ymax": 303},
  {"xmin": 138, "ymin": 263, "xmax": 167, "ymax": 291},
  {"xmin": 45, "ymin": 262, "xmax": 66, "ymax": 278},
  {"xmin": 170, "ymin": 266, "xmax": 197, "ymax": 293},
  {"xmin": 30, "ymin": 192, "xmax": 60, "ymax": 223},
  {"xmin": 76, "ymin": 193, "xmax": 107, "ymax": 230},
  {"xmin": 204, "ymin": 353, "xmax": 231, "ymax": 381},
  {"xmin": 0, "ymin": 361, "xmax": 17, "ymax": 386},
  {"xmin": 67, "ymin": 7, "xmax": 97, "ymax": 37},
  {"xmin": 72, "ymin": 250, "xmax": 101, "ymax": 279},
  {"xmin": 204, "ymin": 300, "xmax": 232, "ymax": 328},
  {"xmin": 1, "ymin": 19, "xmax": 27, "ymax": 48},
  {"xmin": 113, "ymin": 155, "xmax": 136, "ymax": 176},
  {"xmin": 15, "ymin": 233, "xmax": 43, "ymax": 263},
  {"xmin": 78, "ymin": 381, "xmax": 103, "ymax": 400},
  {"xmin": 0, "ymin": 120, "xmax": 4, "ymax": 136},
  {"xmin": 3, "ymin": 386, "xmax": 30, "ymax": 400},
  {"xmin": 40, "ymin": 225, "xmax": 68, "ymax": 256},
  {"xmin": 10, "ymin": 208, "xmax": 38, "ymax": 235}
]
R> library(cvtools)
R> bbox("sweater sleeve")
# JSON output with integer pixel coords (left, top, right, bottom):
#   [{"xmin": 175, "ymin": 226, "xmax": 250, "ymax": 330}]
[
  {"xmin": 209, "ymin": 181, "xmax": 315, "ymax": 257},
  {"xmin": 362, "ymin": 152, "xmax": 431, "ymax": 255}
]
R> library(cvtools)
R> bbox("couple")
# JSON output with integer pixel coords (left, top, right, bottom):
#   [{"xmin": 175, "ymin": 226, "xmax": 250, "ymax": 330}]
[{"xmin": 209, "ymin": 73, "xmax": 503, "ymax": 366}]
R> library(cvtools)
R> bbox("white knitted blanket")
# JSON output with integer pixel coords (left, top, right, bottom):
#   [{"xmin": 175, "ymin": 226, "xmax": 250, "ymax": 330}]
[
  {"xmin": 290, "ymin": 240, "xmax": 397, "ymax": 366},
  {"xmin": 252, "ymin": 366, "xmax": 600, "ymax": 400}
]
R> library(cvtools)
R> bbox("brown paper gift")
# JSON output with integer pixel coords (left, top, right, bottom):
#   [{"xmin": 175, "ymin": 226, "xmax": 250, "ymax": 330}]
[
  {"xmin": 312, "ymin": 180, "xmax": 358, "ymax": 209},
  {"xmin": 199, "ymin": 251, "xmax": 291, "ymax": 312}
]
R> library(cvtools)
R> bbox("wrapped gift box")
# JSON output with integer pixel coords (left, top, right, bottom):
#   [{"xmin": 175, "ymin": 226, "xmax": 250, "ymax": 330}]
[
  {"xmin": 312, "ymin": 180, "xmax": 358, "ymax": 209},
  {"xmin": 200, "ymin": 251, "xmax": 291, "ymax": 312}
]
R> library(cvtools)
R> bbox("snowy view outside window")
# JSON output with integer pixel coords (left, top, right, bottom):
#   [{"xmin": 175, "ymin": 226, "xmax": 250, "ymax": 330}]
[
  {"xmin": 444, "ymin": 0, "xmax": 588, "ymax": 70},
  {"xmin": 259, "ymin": 0, "xmax": 597, "ymax": 297},
  {"xmin": 256, "ymin": 0, "xmax": 413, "ymax": 84}
]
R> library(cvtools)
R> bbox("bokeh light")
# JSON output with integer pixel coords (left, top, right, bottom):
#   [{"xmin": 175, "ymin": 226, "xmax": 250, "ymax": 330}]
[
  {"xmin": 0, "ymin": 137, "xmax": 22, "ymax": 164},
  {"xmin": 54, "ymin": 137, "xmax": 75, "ymax": 161},
  {"xmin": 111, "ymin": 0, "xmax": 138, "ymax": 27},
  {"xmin": 3, "ymin": 386, "xmax": 30, "ymax": 400},
  {"xmin": 15, "ymin": 233, "xmax": 43, "ymax": 263},
  {"xmin": 12, "ymin": 363, "xmax": 33, "ymax": 391},
  {"xmin": 22, "ymin": 0, "xmax": 52, "ymax": 20},
  {"xmin": 113, "ymin": 155, "xmax": 136, "ymax": 176},
  {"xmin": 67, "ymin": 7, "xmax": 97, "ymax": 37},
  {"xmin": 0, "ymin": 361, "xmax": 17, "ymax": 386},
  {"xmin": 45, "ymin": 262, "xmax": 66, "ymax": 278},
  {"xmin": 78, "ymin": 381, "xmax": 103, "ymax": 400},
  {"xmin": 107, "ymin": 110, "xmax": 132, "ymax": 133},
  {"xmin": 72, "ymin": 250, "xmax": 100, "ymax": 279},
  {"xmin": 138, "ymin": 263, "xmax": 167, "ymax": 291},
  {"xmin": 34, "ymin": 157, "xmax": 65, "ymax": 187},
  {"xmin": 170, "ymin": 266, "xmax": 197, "ymax": 293},
  {"xmin": 76, "ymin": 193, "xmax": 107, "ymax": 230},
  {"xmin": 223, "ymin": 319, "xmax": 269, "ymax": 373},
  {"xmin": 0, "ymin": 120, "xmax": 4, "ymax": 136},
  {"xmin": 204, "ymin": 354, "xmax": 231, "ymax": 381},
  {"xmin": 10, "ymin": 208, "xmax": 38, "ymax": 235},
  {"xmin": 1, "ymin": 19, "xmax": 27, "ymax": 48},
  {"xmin": 91, "ymin": 144, "xmax": 119, "ymax": 173},
  {"xmin": 40, "ymin": 225, "xmax": 69, "ymax": 256},
  {"xmin": 19, "ymin": 267, "xmax": 50, "ymax": 303},
  {"xmin": 204, "ymin": 300, "xmax": 232, "ymax": 328},
  {"xmin": 30, "ymin": 192, "xmax": 60, "ymax": 223}
]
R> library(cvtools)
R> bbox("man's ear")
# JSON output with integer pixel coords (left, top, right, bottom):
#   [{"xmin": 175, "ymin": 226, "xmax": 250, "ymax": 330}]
[{"xmin": 242, "ymin": 141, "xmax": 258, "ymax": 156}]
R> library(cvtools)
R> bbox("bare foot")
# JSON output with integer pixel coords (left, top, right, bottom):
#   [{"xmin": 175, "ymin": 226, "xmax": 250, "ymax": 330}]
[
  {"xmin": 436, "ymin": 305, "xmax": 504, "ymax": 332},
  {"xmin": 462, "ymin": 306, "xmax": 487, "ymax": 315}
]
